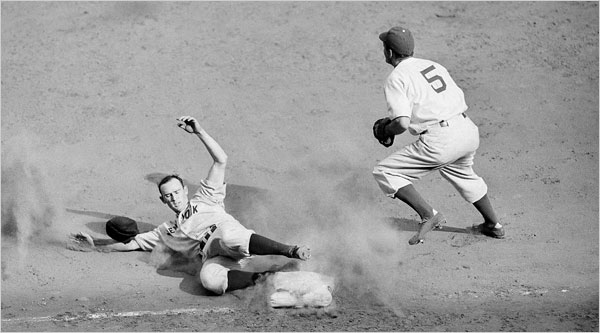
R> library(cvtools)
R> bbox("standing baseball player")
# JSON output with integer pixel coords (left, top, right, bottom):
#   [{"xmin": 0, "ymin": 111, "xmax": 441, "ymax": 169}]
[
  {"xmin": 372, "ymin": 26, "xmax": 505, "ymax": 245},
  {"xmin": 71, "ymin": 116, "xmax": 310, "ymax": 295}
]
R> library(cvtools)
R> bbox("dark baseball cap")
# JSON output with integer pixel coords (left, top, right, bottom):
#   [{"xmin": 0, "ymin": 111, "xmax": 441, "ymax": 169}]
[
  {"xmin": 106, "ymin": 216, "xmax": 139, "ymax": 244},
  {"xmin": 379, "ymin": 26, "xmax": 414, "ymax": 56}
]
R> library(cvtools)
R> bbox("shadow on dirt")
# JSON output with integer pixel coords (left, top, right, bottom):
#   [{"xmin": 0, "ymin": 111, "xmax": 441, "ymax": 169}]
[
  {"xmin": 155, "ymin": 266, "xmax": 216, "ymax": 297},
  {"xmin": 65, "ymin": 208, "xmax": 157, "ymax": 234},
  {"xmin": 65, "ymin": 208, "xmax": 115, "ymax": 220},
  {"xmin": 386, "ymin": 217, "xmax": 475, "ymax": 235}
]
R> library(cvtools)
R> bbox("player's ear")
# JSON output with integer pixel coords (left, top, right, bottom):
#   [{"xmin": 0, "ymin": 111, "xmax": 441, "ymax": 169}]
[
  {"xmin": 159, "ymin": 195, "xmax": 166, "ymax": 204},
  {"xmin": 183, "ymin": 186, "xmax": 189, "ymax": 196},
  {"xmin": 383, "ymin": 44, "xmax": 392, "ymax": 65}
]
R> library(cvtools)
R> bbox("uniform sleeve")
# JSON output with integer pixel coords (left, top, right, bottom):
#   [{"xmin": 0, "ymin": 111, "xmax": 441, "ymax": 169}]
[
  {"xmin": 134, "ymin": 228, "xmax": 161, "ymax": 251},
  {"xmin": 192, "ymin": 179, "xmax": 226, "ymax": 205},
  {"xmin": 384, "ymin": 73, "xmax": 412, "ymax": 119}
]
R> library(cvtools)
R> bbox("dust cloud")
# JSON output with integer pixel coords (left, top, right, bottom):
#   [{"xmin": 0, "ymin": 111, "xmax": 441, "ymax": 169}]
[
  {"xmin": 238, "ymin": 154, "xmax": 410, "ymax": 314},
  {"xmin": 1, "ymin": 134, "xmax": 64, "ymax": 269}
]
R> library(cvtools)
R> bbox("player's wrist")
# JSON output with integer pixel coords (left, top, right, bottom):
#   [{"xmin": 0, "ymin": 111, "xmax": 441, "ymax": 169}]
[{"xmin": 195, "ymin": 129, "xmax": 208, "ymax": 137}]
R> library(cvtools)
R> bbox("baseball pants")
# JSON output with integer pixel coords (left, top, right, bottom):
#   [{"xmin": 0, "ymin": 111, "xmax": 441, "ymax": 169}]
[
  {"xmin": 373, "ymin": 114, "xmax": 488, "ymax": 203},
  {"xmin": 198, "ymin": 220, "xmax": 255, "ymax": 294}
]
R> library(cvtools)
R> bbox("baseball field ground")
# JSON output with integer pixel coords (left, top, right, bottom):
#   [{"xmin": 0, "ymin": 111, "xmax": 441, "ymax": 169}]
[{"xmin": 1, "ymin": 2, "xmax": 598, "ymax": 331}]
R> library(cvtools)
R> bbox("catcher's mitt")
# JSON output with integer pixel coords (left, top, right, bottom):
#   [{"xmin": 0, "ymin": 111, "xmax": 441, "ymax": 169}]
[{"xmin": 373, "ymin": 117, "xmax": 394, "ymax": 147}]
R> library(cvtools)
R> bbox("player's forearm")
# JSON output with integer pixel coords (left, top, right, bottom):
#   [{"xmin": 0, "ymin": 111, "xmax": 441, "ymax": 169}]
[
  {"xmin": 102, "ymin": 241, "xmax": 140, "ymax": 252},
  {"xmin": 387, "ymin": 117, "xmax": 408, "ymax": 136},
  {"xmin": 89, "ymin": 241, "xmax": 140, "ymax": 252},
  {"xmin": 89, "ymin": 236, "xmax": 141, "ymax": 252},
  {"xmin": 195, "ymin": 129, "xmax": 228, "ymax": 165}
]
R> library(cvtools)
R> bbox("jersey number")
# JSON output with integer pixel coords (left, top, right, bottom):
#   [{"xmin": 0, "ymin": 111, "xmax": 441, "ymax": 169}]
[{"xmin": 420, "ymin": 65, "xmax": 447, "ymax": 93}]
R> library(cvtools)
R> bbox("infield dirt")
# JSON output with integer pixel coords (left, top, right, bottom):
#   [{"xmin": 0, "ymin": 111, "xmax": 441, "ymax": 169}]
[{"xmin": 1, "ymin": 2, "xmax": 598, "ymax": 331}]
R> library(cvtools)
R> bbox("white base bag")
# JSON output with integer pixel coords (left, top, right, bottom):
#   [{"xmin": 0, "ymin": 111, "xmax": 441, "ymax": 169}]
[{"xmin": 269, "ymin": 271, "xmax": 335, "ymax": 308}]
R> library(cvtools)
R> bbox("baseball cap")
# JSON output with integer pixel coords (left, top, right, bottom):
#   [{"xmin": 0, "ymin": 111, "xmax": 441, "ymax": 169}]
[
  {"xmin": 106, "ymin": 216, "xmax": 139, "ymax": 244},
  {"xmin": 379, "ymin": 26, "xmax": 414, "ymax": 56}
]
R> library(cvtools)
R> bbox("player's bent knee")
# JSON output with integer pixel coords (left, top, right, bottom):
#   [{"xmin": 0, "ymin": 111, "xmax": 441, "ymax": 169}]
[
  {"xmin": 373, "ymin": 167, "xmax": 414, "ymax": 198},
  {"xmin": 199, "ymin": 262, "xmax": 229, "ymax": 295}
]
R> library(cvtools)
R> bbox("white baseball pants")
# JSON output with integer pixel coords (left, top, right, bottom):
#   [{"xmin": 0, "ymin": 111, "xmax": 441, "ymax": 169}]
[
  {"xmin": 373, "ymin": 114, "xmax": 488, "ymax": 203},
  {"xmin": 198, "ymin": 220, "xmax": 254, "ymax": 294}
]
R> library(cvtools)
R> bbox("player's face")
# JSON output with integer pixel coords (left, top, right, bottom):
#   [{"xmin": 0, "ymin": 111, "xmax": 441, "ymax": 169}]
[{"xmin": 159, "ymin": 179, "xmax": 189, "ymax": 213}]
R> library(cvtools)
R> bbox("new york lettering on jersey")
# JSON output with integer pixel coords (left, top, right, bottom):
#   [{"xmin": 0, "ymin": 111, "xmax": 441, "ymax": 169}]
[
  {"xmin": 165, "ymin": 223, "xmax": 179, "ymax": 235},
  {"xmin": 164, "ymin": 204, "xmax": 199, "ymax": 236},
  {"xmin": 180, "ymin": 204, "xmax": 199, "ymax": 220}
]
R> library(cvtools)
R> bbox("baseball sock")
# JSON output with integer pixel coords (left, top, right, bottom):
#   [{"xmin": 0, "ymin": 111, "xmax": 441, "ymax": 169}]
[
  {"xmin": 249, "ymin": 234, "xmax": 295, "ymax": 257},
  {"xmin": 226, "ymin": 270, "xmax": 262, "ymax": 292},
  {"xmin": 473, "ymin": 194, "xmax": 502, "ymax": 228},
  {"xmin": 394, "ymin": 185, "xmax": 434, "ymax": 220}
]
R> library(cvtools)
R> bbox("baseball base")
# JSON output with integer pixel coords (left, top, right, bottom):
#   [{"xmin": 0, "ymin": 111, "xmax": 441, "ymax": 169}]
[{"xmin": 269, "ymin": 271, "xmax": 335, "ymax": 308}]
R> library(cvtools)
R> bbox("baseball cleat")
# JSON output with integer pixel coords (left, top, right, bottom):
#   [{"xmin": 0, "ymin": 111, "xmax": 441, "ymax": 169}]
[
  {"xmin": 290, "ymin": 245, "xmax": 311, "ymax": 260},
  {"xmin": 475, "ymin": 223, "xmax": 505, "ymax": 239},
  {"xmin": 408, "ymin": 212, "xmax": 447, "ymax": 245}
]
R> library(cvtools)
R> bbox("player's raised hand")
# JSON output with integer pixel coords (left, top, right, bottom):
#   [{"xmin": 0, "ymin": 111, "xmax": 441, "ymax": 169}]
[{"xmin": 177, "ymin": 116, "xmax": 203, "ymax": 134}]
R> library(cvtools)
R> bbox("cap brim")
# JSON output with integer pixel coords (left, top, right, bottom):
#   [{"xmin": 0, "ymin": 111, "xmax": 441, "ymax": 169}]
[{"xmin": 379, "ymin": 31, "xmax": 388, "ymax": 42}]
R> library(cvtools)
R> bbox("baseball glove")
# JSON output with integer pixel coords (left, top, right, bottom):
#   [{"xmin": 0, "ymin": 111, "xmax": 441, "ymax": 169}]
[{"xmin": 373, "ymin": 117, "xmax": 394, "ymax": 147}]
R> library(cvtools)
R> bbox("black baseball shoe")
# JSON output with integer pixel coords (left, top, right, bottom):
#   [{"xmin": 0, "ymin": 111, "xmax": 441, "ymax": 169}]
[
  {"xmin": 475, "ymin": 223, "xmax": 505, "ymax": 239},
  {"xmin": 288, "ymin": 245, "xmax": 311, "ymax": 260}
]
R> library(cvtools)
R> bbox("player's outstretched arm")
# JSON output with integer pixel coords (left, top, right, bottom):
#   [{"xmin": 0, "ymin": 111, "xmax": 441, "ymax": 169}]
[
  {"xmin": 177, "ymin": 116, "xmax": 228, "ymax": 187},
  {"xmin": 67, "ymin": 232, "xmax": 141, "ymax": 252}
]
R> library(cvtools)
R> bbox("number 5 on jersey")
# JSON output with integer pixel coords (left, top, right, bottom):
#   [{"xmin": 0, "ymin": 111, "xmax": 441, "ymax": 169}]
[{"xmin": 420, "ymin": 65, "xmax": 447, "ymax": 93}]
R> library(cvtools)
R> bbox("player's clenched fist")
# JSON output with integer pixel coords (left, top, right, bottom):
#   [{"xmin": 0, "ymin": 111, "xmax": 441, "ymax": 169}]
[{"xmin": 177, "ymin": 116, "xmax": 203, "ymax": 134}]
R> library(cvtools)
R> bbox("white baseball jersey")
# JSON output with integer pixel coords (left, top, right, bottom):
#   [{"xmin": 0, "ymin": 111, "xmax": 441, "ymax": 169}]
[
  {"xmin": 384, "ymin": 57, "xmax": 468, "ymax": 135},
  {"xmin": 135, "ymin": 180, "xmax": 248, "ymax": 259}
]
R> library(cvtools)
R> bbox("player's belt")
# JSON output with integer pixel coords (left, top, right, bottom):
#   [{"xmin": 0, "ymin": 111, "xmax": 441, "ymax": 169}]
[
  {"xmin": 421, "ymin": 112, "xmax": 467, "ymax": 134},
  {"xmin": 199, "ymin": 224, "xmax": 217, "ymax": 252}
]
